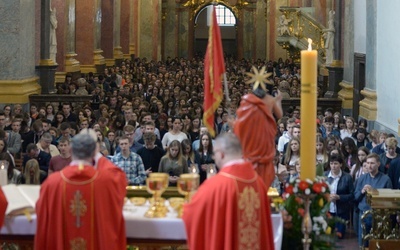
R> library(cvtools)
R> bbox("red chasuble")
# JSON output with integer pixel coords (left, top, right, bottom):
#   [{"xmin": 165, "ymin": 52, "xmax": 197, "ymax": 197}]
[
  {"xmin": 234, "ymin": 93, "xmax": 277, "ymax": 188},
  {"xmin": 183, "ymin": 161, "xmax": 275, "ymax": 250},
  {"xmin": 35, "ymin": 165, "xmax": 127, "ymax": 250},
  {"xmin": 0, "ymin": 187, "xmax": 7, "ymax": 227}
]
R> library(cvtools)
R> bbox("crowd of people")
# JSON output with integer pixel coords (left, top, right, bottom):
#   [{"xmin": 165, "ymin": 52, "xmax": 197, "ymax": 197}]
[
  {"xmin": 275, "ymin": 107, "xmax": 397, "ymax": 248},
  {"xmin": 0, "ymin": 56, "xmax": 303, "ymax": 186},
  {"xmin": 0, "ymin": 56, "xmax": 398, "ymax": 248}
]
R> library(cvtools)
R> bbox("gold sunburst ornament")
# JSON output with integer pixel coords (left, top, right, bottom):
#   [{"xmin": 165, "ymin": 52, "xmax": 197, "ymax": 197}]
[{"xmin": 245, "ymin": 66, "xmax": 273, "ymax": 91}]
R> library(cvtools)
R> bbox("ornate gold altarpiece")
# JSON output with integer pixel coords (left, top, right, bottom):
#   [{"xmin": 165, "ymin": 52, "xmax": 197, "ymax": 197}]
[{"xmin": 363, "ymin": 189, "xmax": 400, "ymax": 250}]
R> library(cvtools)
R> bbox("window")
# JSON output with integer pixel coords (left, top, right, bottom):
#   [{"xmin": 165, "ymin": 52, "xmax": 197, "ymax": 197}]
[{"xmin": 207, "ymin": 5, "xmax": 236, "ymax": 26}]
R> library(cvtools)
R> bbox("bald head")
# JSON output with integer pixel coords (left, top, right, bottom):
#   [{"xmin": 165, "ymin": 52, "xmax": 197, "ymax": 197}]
[{"xmin": 213, "ymin": 133, "xmax": 243, "ymax": 168}]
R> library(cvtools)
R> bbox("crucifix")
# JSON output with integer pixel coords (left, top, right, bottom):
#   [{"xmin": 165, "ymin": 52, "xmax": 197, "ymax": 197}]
[{"xmin": 70, "ymin": 190, "xmax": 87, "ymax": 228}]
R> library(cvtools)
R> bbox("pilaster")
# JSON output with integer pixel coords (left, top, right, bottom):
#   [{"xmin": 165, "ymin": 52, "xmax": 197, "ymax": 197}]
[
  {"xmin": 338, "ymin": 81, "xmax": 353, "ymax": 109},
  {"xmin": 76, "ymin": 0, "xmax": 104, "ymax": 73},
  {"xmin": 113, "ymin": 0, "xmax": 124, "ymax": 65},
  {"xmin": 0, "ymin": 0, "xmax": 41, "ymax": 103},
  {"xmin": 359, "ymin": 88, "xmax": 377, "ymax": 120},
  {"xmin": 37, "ymin": 0, "xmax": 58, "ymax": 94},
  {"xmin": 64, "ymin": 0, "xmax": 81, "ymax": 74}
]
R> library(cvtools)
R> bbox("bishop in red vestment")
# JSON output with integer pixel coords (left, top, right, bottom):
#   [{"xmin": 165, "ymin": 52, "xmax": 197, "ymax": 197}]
[
  {"xmin": 0, "ymin": 187, "xmax": 7, "ymax": 227},
  {"xmin": 35, "ymin": 133, "xmax": 127, "ymax": 250},
  {"xmin": 234, "ymin": 89, "xmax": 283, "ymax": 188},
  {"xmin": 183, "ymin": 133, "xmax": 275, "ymax": 250}
]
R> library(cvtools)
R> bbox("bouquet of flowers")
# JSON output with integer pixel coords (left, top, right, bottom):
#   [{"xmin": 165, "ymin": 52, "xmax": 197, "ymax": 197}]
[{"xmin": 278, "ymin": 177, "xmax": 338, "ymax": 250}]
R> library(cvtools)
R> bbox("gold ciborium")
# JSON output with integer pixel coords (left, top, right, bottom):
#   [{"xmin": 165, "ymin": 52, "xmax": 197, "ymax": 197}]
[
  {"xmin": 144, "ymin": 173, "xmax": 169, "ymax": 218},
  {"xmin": 176, "ymin": 173, "xmax": 200, "ymax": 217}
]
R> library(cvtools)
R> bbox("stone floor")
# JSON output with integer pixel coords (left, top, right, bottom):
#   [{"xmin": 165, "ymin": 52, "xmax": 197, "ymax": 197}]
[{"xmin": 336, "ymin": 227, "xmax": 361, "ymax": 250}]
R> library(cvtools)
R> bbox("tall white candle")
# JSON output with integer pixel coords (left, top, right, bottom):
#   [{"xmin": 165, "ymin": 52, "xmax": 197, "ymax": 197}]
[{"xmin": 0, "ymin": 162, "xmax": 8, "ymax": 186}]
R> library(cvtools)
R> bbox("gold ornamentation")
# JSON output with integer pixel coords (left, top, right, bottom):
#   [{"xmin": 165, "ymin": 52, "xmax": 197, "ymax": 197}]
[
  {"xmin": 245, "ymin": 66, "xmax": 272, "ymax": 91},
  {"xmin": 70, "ymin": 237, "xmax": 87, "ymax": 250},
  {"xmin": 238, "ymin": 186, "xmax": 260, "ymax": 250},
  {"xmin": 70, "ymin": 191, "xmax": 87, "ymax": 228}
]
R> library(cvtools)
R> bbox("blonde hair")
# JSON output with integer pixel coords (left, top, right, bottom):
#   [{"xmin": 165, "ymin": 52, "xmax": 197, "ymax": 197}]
[
  {"xmin": 385, "ymin": 137, "xmax": 398, "ymax": 148},
  {"xmin": 24, "ymin": 159, "xmax": 40, "ymax": 185}
]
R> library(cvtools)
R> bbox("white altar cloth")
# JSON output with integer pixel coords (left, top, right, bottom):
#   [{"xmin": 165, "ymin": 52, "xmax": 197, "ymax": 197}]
[{"xmin": 1, "ymin": 201, "xmax": 283, "ymax": 249}]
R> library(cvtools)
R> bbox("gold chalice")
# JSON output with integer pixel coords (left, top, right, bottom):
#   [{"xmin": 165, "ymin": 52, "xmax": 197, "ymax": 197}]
[
  {"xmin": 144, "ymin": 173, "xmax": 169, "ymax": 218},
  {"xmin": 176, "ymin": 173, "xmax": 200, "ymax": 217}
]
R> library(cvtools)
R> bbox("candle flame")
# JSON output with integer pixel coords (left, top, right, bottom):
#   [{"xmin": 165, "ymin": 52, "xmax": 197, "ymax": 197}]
[
  {"xmin": 210, "ymin": 168, "xmax": 214, "ymax": 174},
  {"xmin": 307, "ymin": 38, "xmax": 312, "ymax": 51}
]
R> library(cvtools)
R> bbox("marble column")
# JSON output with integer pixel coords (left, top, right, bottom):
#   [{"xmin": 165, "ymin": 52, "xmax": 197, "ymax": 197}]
[
  {"xmin": 120, "ymin": 0, "xmax": 130, "ymax": 58},
  {"xmin": 337, "ymin": 0, "xmax": 354, "ymax": 116},
  {"xmin": 93, "ymin": 0, "xmax": 106, "ymax": 72},
  {"xmin": 64, "ymin": 0, "xmax": 81, "ymax": 78},
  {"xmin": 333, "ymin": 0, "xmax": 342, "ymax": 62},
  {"xmin": 129, "ymin": 0, "xmax": 138, "ymax": 58},
  {"xmin": 76, "ymin": 0, "xmax": 105, "ymax": 73},
  {"xmin": 113, "ymin": 0, "xmax": 124, "ymax": 65},
  {"xmin": 139, "ymin": 0, "xmax": 161, "ymax": 60},
  {"xmin": 359, "ymin": 0, "xmax": 377, "ymax": 120},
  {"xmin": 162, "ymin": 0, "xmax": 176, "ymax": 59},
  {"xmin": 36, "ymin": 0, "xmax": 58, "ymax": 94},
  {"xmin": 0, "ymin": 0, "xmax": 41, "ymax": 103}
]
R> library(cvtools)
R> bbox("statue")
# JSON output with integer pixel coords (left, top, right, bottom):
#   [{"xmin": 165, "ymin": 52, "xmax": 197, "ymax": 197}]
[
  {"xmin": 323, "ymin": 10, "xmax": 335, "ymax": 65},
  {"xmin": 234, "ymin": 66, "xmax": 283, "ymax": 188},
  {"xmin": 278, "ymin": 14, "xmax": 292, "ymax": 36},
  {"xmin": 49, "ymin": 8, "xmax": 58, "ymax": 63}
]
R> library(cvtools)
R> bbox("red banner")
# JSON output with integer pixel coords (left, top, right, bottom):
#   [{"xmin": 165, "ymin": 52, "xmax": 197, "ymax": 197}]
[{"xmin": 203, "ymin": 6, "xmax": 225, "ymax": 137}]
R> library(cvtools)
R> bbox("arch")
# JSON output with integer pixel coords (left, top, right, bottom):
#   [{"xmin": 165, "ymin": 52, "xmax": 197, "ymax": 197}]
[
  {"xmin": 192, "ymin": 3, "xmax": 238, "ymax": 58},
  {"xmin": 193, "ymin": 3, "xmax": 238, "ymax": 25}
]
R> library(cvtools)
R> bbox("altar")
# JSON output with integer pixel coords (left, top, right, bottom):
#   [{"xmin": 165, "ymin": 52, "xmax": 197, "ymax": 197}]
[{"xmin": 1, "ymin": 200, "xmax": 283, "ymax": 249}]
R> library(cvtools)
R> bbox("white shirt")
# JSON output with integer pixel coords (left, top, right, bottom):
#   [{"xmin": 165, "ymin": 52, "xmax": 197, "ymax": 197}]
[{"xmin": 328, "ymin": 170, "xmax": 342, "ymax": 213}]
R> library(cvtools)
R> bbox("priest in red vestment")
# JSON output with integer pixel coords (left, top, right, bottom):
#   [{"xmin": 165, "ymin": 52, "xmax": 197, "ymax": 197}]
[
  {"xmin": 183, "ymin": 133, "xmax": 275, "ymax": 250},
  {"xmin": 234, "ymin": 69, "xmax": 283, "ymax": 188},
  {"xmin": 0, "ymin": 187, "xmax": 7, "ymax": 227},
  {"xmin": 35, "ymin": 133, "xmax": 127, "ymax": 250}
]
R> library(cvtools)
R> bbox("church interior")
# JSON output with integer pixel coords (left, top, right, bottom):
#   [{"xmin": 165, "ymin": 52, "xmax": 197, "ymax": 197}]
[{"xmin": 1, "ymin": 0, "xmax": 400, "ymax": 249}]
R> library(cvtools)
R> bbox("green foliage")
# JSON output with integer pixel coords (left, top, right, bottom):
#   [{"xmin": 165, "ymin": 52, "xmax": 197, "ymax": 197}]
[{"xmin": 279, "ymin": 178, "xmax": 341, "ymax": 250}]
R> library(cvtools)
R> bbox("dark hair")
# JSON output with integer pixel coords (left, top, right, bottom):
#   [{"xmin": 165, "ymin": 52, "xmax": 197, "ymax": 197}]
[
  {"xmin": 329, "ymin": 153, "xmax": 344, "ymax": 165},
  {"xmin": 324, "ymin": 116, "xmax": 334, "ymax": 123},
  {"xmin": 198, "ymin": 132, "xmax": 213, "ymax": 154},
  {"xmin": 60, "ymin": 122, "xmax": 71, "ymax": 131},
  {"xmin": 358, "ymin": 118, "xmax": 368, "ymax": 128},
  {"xmin": 26, "ymin": 143, "xmax": 38, "ymax": 153}
]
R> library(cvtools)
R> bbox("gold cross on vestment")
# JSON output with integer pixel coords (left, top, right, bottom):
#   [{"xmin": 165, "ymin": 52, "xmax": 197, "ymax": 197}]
[{"xmin": 70, "ymin": 190, "xmax": 87, "ymax": 228}]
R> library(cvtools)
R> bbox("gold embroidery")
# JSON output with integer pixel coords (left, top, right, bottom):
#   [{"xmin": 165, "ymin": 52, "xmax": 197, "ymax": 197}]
[
  {"xmin": 61, "ymin": 170, "xmax": 99, "ymax": 185},
  {"xmin": 70, "ymin": 237, "xmax": 86, "ymax": 250},
  {"xmin": 238, "ymin": 186, "xmax": 260, "ymax": 250},
  {"xmin": 70, "ymin": 190, "xmax": 87, "ymax": 228},
  {"xmin": 219, "ymin": 171, "xmax": 258, "ymax": 183}
]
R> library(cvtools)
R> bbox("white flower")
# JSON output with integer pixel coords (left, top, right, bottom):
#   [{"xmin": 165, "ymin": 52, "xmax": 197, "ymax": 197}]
[
  {"xmin": 293, "ymin": 187, "xmax": 298, "ymax": 193},
  {"xmin": 305, "ymin": 188, "xmax": 311, "ymax": 195},
  {"xmin": 313, "ymin": 216, "xmax": 328, "ymax": 231}
]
